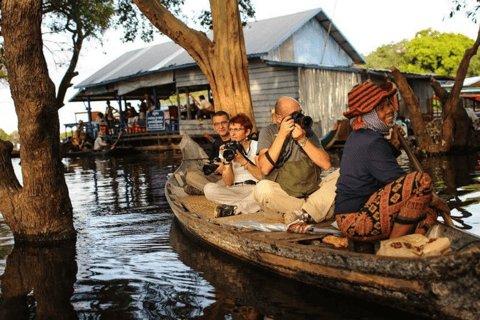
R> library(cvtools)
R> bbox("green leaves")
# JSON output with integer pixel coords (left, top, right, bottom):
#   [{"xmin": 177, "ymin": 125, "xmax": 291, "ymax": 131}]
[{"xmin": 364, "ymin": 28, "xmax": 480, "ymax": 77}]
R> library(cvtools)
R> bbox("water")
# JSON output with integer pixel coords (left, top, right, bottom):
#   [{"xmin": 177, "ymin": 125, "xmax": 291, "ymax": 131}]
[{"xmin": 1, "ymin": 151, "xmax": 479, "ymax": 319}]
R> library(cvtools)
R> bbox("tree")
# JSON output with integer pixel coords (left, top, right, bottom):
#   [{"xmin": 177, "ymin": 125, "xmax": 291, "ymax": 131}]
[
  {"xmin": 132, "ymin": 0, "xmax": 257, "ymax": 129},
  {"xmin": 0, "ymin": 0, "xmax": 75, "ymax": 242},
  {"xmin": 41, "ymin": 0, "xmax": 116, "ymax": 109},
  {"xmin": 364, "ymin": 29, "xmax": 480, "ymax": 77},
  {"xmin": 363, "ymin": 40, "xmax": 409, "ymax": 70}
]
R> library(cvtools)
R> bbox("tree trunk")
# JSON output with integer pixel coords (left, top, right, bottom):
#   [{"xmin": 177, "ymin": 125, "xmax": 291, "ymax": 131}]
[
  {"xmin": 439, "ymin": 25, "xmax": 480, "ymax": 153},
  {"xmin": 132, "ymin": 0, "xmax": 256, "ymax": 130},
  {"xmin": 0, "ymin": 0, "xmax": 75, "ymax": 242},
  {"xmin": 56, "ymin": 30, "xmax": 84, "ymax": 109},
  {"xmin": 391, "ymin": 68, "xmax": 440, "ymax": 154}
]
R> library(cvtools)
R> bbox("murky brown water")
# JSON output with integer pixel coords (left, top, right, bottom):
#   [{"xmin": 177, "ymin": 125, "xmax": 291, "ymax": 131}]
[{"xmin": 0, "ymin": 150, "xmax": 479, "ymax": 319}]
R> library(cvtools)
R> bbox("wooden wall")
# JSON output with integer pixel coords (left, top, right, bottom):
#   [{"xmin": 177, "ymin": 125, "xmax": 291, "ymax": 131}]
[{"xmin": 178, "ymin": 59, "xmax": 298, "ymax": 136}]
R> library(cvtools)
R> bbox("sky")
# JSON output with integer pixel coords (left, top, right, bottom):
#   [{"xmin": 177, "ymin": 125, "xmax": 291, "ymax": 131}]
[{"xmin": 1, "ymin": 0, "xmax": 479, "ymax": 135}]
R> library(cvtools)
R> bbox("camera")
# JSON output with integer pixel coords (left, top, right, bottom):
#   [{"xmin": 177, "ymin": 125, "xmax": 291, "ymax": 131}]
[
  {"xmin": 202, "ymin": 158, "xmax": 220, "ymax": 176},
  {"xmin": 222, "ymin": 140, "xmax": 245, "ymax": 162},
  {"xmin": 290, "ymin": 111, "xmax": 313, "ymax": 130}
]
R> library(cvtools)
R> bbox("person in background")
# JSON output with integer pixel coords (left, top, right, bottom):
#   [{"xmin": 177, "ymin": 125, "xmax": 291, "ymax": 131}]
[
  {"xmin": 334, "ymin": 80, "xmax": 449, "ymax": 241},
  {"xmin": 253, "ymin": 97, "xmax": 336, "ymax": 224},
  {"xmin": 78, "ymin": 132, "xmax": 92, "ymax": 152},
  {"xmin": 105, "ymin": 100, "xmax": 118, "ymax": 134},
  {"xmin": 94, "ymin": 132, "xmax": 111, "ymax": 152},
  {"xmin": 191, "ymin": 94, "xmax": 214, "ymax": 124},
  {"xmin": 95, "ymin": 112, "xmax": 107, "ymax": 136},
  {"xmin": 72, "ymin": 120, "xmax": 84, "ymax": 151},
  {"xmin": 204, "ymin": 113, "xmax": 262, "ymax": 217}
]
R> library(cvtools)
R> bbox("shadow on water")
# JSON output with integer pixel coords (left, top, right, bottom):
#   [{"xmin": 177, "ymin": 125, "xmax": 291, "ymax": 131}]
[{"xmin": 0, "ymin": 150, "xmax": 479, "ymax": 319}]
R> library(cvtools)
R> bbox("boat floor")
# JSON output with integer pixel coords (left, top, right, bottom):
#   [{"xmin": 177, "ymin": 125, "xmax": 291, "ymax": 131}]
[{"xmin": 174, "ymin": 192, "xmax": 352, "ymax": 250}]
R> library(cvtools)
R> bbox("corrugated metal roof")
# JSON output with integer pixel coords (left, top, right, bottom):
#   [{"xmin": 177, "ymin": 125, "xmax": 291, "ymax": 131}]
[{"xmin": 76, "ymin": 8, "xmax": 364, "ymax": 90}]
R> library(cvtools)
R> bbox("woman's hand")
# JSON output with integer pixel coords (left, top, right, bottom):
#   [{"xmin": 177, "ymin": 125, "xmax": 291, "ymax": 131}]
[{"xmin": 390, "ymin": 125, "xmax": 405, "ymax": 148}]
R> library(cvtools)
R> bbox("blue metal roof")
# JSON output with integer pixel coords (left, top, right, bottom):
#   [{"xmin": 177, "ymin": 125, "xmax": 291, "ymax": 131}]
[{"xmin": 75, "ymin": 8, "xmax": 365, "ymax": 89}]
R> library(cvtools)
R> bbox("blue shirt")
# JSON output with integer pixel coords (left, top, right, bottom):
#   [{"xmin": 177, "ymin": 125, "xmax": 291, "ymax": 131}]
[{"xmin": 335, "ymin": 129, "xmax": 405, "ymax": 214}]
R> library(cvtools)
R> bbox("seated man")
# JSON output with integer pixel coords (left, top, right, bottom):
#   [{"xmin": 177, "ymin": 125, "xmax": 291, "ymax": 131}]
[
  {"xmin": 254, "ymin": 96, "xmax": 338, "ymax": 224},
  {"xmin": 185, "ymin": 111, "xmax": 231, "ymax": 192},
  {"xmin": 78, "ymin": 132, "xmax": 92, "ymax": 152},
  {"xmin": 203, "ymin": 113, "xmax": 262, "ymax": 217},
  {"xmin": 94, "ymin": 132, "xmax": 110, "ymax": 152}
]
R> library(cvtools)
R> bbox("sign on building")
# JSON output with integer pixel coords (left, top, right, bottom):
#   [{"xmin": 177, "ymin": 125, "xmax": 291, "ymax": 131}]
[{"xmin": 146, "ymin": 110, "xmax": 165, "ymax": 131}]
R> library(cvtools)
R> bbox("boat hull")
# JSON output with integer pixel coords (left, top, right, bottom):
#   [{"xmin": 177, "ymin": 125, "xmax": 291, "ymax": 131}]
[{"xmin": 165, "ymin": 134, "xmax": 480, "ymax": 320}]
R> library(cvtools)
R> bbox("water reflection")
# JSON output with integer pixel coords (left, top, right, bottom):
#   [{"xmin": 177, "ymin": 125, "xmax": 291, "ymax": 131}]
[
  {"xmin": 0, "ymin": 150, "xmax": 479, "ymax": 319},
  {"xmin": 169, "ymin": 219, "xmax": 429, "ymax": 320},
  {"xmin": 0, "ymin": 241, "xmax": 77, "ymax": 320}
]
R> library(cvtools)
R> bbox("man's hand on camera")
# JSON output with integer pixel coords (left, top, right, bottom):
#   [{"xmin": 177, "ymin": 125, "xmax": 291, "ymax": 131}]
[
  {"xmin": 292, "ymin": 123, "xmax": 306, "ymax": 142},
  {"xmin": 279, "ymin": 115, "xmax": 295, "ymax": 139}
]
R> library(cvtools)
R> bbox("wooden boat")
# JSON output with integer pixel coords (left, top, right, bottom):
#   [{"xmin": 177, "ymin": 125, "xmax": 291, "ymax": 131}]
[
  {"xmin": 165, "ymin": 133, "xmax": 480, "ymax": 320},
  {"xmin": 64, "ymin": 146, "xmax": 136, "ymax": 158}
]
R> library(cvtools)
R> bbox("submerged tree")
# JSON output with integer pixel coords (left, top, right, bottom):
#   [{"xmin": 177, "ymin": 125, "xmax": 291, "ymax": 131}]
[
  {"xmin": 132, "ymin": 0, "xmax": 257, "ymax": 128},
  {"xmin": 0, "ymin": 0, "xmax": 75, "ymax": 242},
  {"xmin": 390, "ymin": 2, "xmax": 480, "ymax": 155}
]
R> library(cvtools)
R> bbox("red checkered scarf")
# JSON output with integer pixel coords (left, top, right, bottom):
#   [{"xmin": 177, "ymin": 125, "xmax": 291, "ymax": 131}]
[{"xmin": 343, "ymin": 80, "xmax": 398, "ymax": 131}]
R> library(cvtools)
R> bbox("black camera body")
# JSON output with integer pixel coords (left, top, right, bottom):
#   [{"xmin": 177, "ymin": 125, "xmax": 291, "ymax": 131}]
[
  {"xmin": 202, "ymin": 158, "xmax": 220, "ymax": 176},
  {"xmin": 222, "ymin": 140, "xmax": 245, "ymax": 162},
  {"xmin": 290, "ymin": 111, "xmax": 313, "ymax": 130}
]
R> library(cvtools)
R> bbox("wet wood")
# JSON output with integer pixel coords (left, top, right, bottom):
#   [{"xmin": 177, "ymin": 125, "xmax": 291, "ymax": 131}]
[{"xmin": 257, "ymin": 252, "xmax": 426, "ymax": 293}]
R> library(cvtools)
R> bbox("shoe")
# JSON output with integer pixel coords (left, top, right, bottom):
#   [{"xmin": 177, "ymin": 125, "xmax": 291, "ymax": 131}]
[
  {"xmin": 284, "ymin": 209, "xmax": 313, "ymax": 224},
  {"xmin": 215, "ymin": 204, "xmax": 237, "ymax": 218}
]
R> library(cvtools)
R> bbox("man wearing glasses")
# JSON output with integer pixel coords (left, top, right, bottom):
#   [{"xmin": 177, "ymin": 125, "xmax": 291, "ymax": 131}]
[
  {"xmin": 254, "ymin": 96, "xmax": 339, "ymax": 224},
  {"xmin": 209, "ymin": 111, "xmax": 231, "ymax": 162}
]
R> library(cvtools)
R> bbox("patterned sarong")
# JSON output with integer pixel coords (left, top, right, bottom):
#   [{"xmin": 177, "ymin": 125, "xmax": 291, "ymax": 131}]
[{"xmin": 336, "ymin": 172, "xmax": 438, "ymax": 242}]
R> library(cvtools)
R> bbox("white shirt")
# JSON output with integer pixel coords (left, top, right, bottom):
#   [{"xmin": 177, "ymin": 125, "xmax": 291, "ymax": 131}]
[
  {"xmin": 220, "ymin": 140, "xmax": 258, "ymax": 184},
  {"xmin": 94, "ymin": 137, "xmax": 109, "ymax": 151}
]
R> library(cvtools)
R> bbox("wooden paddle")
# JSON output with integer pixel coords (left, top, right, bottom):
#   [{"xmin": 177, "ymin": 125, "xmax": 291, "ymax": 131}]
[
  {"xmin": 397, "ymin": 132, "xmax": 455, "ymax": 227},
  {"xmin": 110, "ymin": 131, "xmax": 123, "ymax": 149}
]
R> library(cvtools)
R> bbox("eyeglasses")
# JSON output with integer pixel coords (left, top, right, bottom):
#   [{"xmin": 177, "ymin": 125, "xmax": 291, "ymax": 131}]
[
  {"xmin": 228, "ymin": 127, "xmax": 245, "ymax": 132},
  {"xmin": 213, "ymin": 120, "xmax": 228, "ymax": 127}
]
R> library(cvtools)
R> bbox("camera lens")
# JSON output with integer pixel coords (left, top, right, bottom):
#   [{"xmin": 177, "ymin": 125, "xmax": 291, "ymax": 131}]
[
  {"xmin": 302, "ymin": 115, "xmax": 313, "ymax": 129},
  {"xmin": 223, "ymin": 149, "xmax": 236, "ymax": 162}
]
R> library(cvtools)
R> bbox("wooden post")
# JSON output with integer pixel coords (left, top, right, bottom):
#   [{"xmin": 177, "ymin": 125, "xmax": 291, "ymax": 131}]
[{"xmin": 186, "ymin": 89, "xmax": 191, "ymax": 120}]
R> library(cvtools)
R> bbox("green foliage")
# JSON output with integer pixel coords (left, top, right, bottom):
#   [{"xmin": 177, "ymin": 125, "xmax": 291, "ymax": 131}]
[
  {"xmin": 43, "ymin": 0, "xmax": 116, "ymax": 41},
  {"xmin": 364, "ymin": 28, "xmax": 480, "ymax": 77},
  {"xmin": 449, "ymin": 0, "xmax": 480, "ymax": 23},
  {"xmin": 0, "ymin": 128, "xmax": 13, "ymax": 141},
  {"xmin": 115, "ymin": 0, "xmax": 256, "ymax": 41},
  {"xmin": 363, "ymin": 40, "xmax": 409, "ymax": 69}
]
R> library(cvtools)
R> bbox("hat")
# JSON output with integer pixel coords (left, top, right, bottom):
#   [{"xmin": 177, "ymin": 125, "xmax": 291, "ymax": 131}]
[{"xmin": 344, "ymin": 80, "xmax": 398, "ymax": 130}]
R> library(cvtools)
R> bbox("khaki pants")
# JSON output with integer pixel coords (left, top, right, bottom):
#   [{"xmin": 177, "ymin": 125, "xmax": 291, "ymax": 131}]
[
  {"xmin": 253, "ymin": 169, "xmax": 339, "ymax": 222},
  {"xmin": 204, "ymin": 183, "xmax": 260, "ymax": 214}
]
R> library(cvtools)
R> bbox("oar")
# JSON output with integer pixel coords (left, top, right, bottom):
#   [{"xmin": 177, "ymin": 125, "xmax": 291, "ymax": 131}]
[
  {"xmin": 397, "ymin": 132, "xmax": 455, "ymax": 227},
  {"xmin": 111, "ymin": 131, "xmax": 123, "ymax": 149}
]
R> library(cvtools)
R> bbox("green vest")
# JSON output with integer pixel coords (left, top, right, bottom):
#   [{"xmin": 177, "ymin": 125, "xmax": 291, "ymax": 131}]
[{"xmin": 265, "ymin": 156, "xmax": 322, "ymax": 198}]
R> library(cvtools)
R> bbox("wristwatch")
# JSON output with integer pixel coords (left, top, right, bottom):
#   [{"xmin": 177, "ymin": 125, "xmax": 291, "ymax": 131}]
[{"xmin": 298, "ymin": 138, "xmax": 307, "ymax": 148}]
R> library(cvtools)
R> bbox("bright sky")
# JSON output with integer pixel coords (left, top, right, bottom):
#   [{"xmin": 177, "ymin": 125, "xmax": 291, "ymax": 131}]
[{"xmin": 0, "ymin": 0, "xmax": 478, "ymax": 134}]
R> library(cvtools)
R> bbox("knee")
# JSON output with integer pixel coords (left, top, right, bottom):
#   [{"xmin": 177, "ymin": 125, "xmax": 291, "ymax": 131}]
[
  {"xmin": 253, "ymin": 180, "xmax": 273, "ymax": 202},
  {"xmin": 203, "ymin": 183, "xmax": 217, "ymax": 199},
  {"xmin": 411, "ymin": 171, "xmax": 432, "ymax": 193}
]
